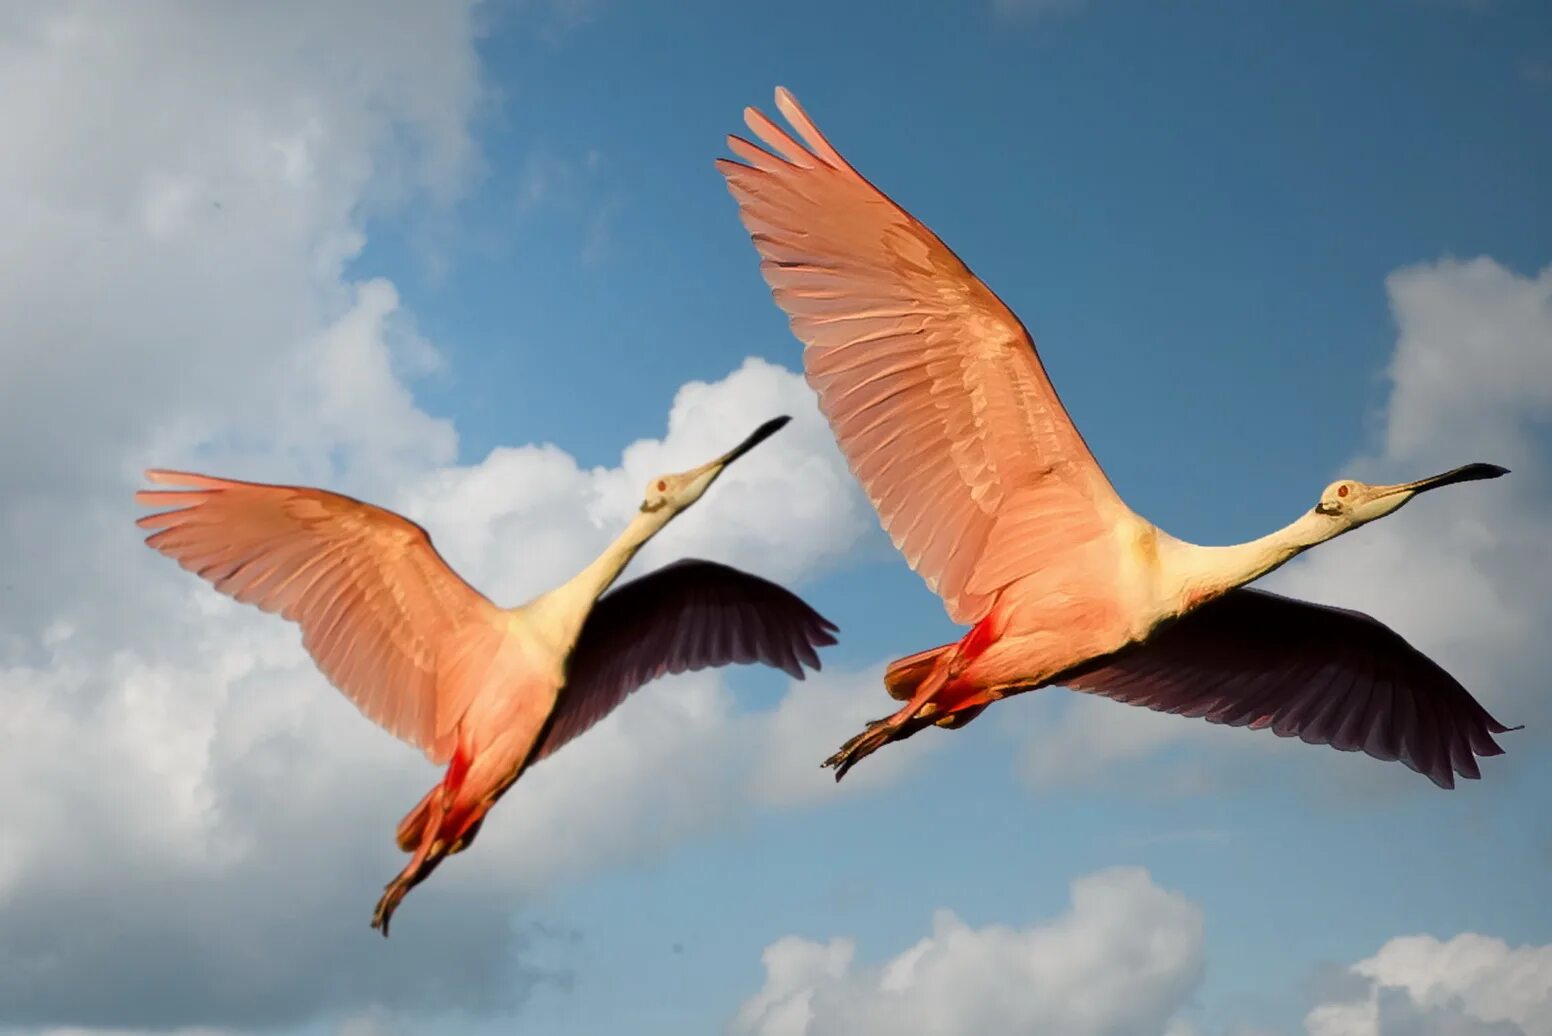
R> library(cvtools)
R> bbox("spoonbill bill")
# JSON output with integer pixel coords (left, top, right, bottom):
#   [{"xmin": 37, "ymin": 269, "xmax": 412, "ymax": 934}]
[
  {"xmin": 717, "ymin": 89, "xmax": 1516, "ymax": 788},
  {"xmin": 135, "ymin": 416, "xmax": 836, "ymax": 934}
]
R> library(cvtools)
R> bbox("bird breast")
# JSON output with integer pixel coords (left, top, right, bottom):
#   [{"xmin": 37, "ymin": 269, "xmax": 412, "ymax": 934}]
[
  {"xmin": 1114, "ymin": 518, "xmax": 1186, "ymax": 640},
  {"xmin": 491, "ymin": 606, "xmax": 570, "ymax": 688}
]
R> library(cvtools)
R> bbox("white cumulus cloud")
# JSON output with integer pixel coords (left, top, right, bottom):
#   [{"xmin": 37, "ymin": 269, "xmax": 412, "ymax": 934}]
[
  {"xmin": 1304, "ymin": 931, "xmax": 1552, "ymax": 1036},
  {"xmin": 753, "ymin": 662, "xmax": 941, "ymax": 808},
  {"xmin": 733, "ymin": 867, "xmax": 1205, "ymax": 1036},
  {"xmin": 0, "ymin": 3, "xmax": 885, "ymax": 1032}
]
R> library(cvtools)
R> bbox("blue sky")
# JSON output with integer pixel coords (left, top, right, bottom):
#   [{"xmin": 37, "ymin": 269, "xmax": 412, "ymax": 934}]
[
  {"xmin": 2, "ymin": 2, "xmax": 1549, "ymax": 1035},
  {"xmin": 370, "ymin": 0, "xmax": 1551, "ymax": 549}
]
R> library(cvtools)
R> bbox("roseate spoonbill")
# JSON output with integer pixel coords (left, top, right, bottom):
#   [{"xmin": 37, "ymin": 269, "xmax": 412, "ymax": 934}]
[
  {"xmin": 134, "ymin": 416, "xmax": 837, "ymax": 935},
  {"xmin": 717, "ymin": 89, "xmax": 1517, "ymax": 787}
]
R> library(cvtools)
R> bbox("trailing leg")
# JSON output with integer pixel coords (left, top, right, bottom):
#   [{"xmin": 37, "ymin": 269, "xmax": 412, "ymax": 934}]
[{"xmin": 823, "ymin": 661, "xmax": 950, "ymax": 781}]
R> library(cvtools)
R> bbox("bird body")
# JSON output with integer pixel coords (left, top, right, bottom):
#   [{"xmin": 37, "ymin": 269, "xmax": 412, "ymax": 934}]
[
  {"xmin": 719, "ymin": 89, "xmax": 1515, "ymax": 787},
  {"xmin": 136, "ymin": 416, "xmax": 837, "ymax": 934},
  {"xmin": 866, "ymin": 513, "xmax": 1265, "ymax": 728}
]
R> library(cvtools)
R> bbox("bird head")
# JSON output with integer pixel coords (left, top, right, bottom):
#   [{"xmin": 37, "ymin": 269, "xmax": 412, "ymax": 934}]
[
  {"xmin": 1312, "ymin": 462, "xmax": 1509, "ymax": 529},
  {"xmin": 639, "ymin": 415, "xmax": 791, "ymax": 516}
]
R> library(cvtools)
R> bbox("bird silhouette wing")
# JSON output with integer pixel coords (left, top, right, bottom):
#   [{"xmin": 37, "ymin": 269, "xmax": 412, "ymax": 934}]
[
  {"xmin": 530, "ymin": 559, "xmax": 838, "ymax": 764},
  {"xmin": 718, "ymin": 88, "xmax": 1131, "ymax": 624},
  {"xmin": 136, "ymin": 469, "xmax": 511, "ymax": 763},
  {"xmin": 1062, "ymin": 588, "xmax": 1518, "ymax": 788}
]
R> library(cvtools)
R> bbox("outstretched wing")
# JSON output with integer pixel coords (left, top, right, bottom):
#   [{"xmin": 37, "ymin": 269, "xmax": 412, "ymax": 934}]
[
  {"xmin": 136, "ymin": 469, "xmax": 512, "ymax": 763},
  {"xmin": 718, "ymin": 88, "xmax": 1132, "ymax": 624},
  {"xmin": 531, "ymin": 559, "xmax": 838, "ymax": 763},
  {"xmin": 1063, "ymin": 588, "xmax": 1519, "ymax": 788}
]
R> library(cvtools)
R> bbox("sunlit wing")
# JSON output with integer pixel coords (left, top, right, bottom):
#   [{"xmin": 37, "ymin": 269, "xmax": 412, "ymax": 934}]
[
  {"xmin": 135, "ymin": 470, "xmax": 512, "ymax": 763},
  {"xmin": 530, "ymin": 559, "xmax": 838, "ymax": 763},
  {"xmin": 1062, "ymin": 588, "xmax": 1519, "ymax": 788},
  {"xmin": 717, "ymin": 87, "xmax": 1132, "ymax": 624}
]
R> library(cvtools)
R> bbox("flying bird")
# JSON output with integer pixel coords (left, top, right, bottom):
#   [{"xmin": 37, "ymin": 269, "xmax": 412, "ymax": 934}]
[
  {"xmin": 134, "ymin": 416, "xmax": 836, "ymax": 935},
  {"xmin": 717, "ymin": 88, "xmax": 1517, "ymax": 788}
]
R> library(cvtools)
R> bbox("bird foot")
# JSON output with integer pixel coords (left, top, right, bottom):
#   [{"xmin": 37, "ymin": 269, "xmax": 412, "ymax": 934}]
[
  {"xmin": 822, "ymin": 716, "xmax": 897, "ymax": 782},
  {"xmin": 371, "ymin": 880, "xmax": 408, "ymax": 938}
]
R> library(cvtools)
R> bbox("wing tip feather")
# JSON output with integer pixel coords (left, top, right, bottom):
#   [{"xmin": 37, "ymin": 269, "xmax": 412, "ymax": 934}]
[{"xmin": 142, "ymin": 468, "xmax": 224, "ymax": 487}]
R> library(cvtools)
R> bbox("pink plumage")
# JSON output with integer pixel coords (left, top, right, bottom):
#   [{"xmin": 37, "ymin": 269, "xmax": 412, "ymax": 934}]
[
  {"xmin": 135, "ymin": 416, "xmax": 836, "ymax": 934},
  {"xmin": 719, "ymin": 88, "xmax": 1515, "ymax": 788}
]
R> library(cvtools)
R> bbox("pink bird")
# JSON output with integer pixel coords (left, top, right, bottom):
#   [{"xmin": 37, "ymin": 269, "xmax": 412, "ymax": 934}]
[
  {"xmin": 134, "ymin": 416, "xmax": 836, "ymax": 935},
  {"xmin": 718, "ymin": 89, "xmax": 1517, "ymax": 787}
]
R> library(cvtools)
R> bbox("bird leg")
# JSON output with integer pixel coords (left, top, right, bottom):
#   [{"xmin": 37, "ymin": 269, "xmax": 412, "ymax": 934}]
[
  {"xmin": 822, "ymin": 717, "xmax": 901, "ymax": 781},
  {"xmin": 372, "ymin": 796, "xmax": 452, "ymax": 937},
  {"xmin": 448, "ymin": 816, "xmax": 484, "ymax": 854},
  {"xmin": 823, "ymin": 665, "xmax": 951, "ymax": 781},
  {"xmin": 372, "ymin": 749, "xmax": 478, "ymax": 937},
  {"xmin": 372, "ymin": 796, "xmax": 497, "ymax": 935}
]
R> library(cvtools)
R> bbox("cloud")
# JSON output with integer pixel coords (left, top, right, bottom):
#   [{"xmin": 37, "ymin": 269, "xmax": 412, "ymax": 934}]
[
  {"xmin": 735, "ymin": 872, "xmax": 1552, "ymax": 1036},
  {"xmin": 0, "ymin": 12, "xmax": 489, "ymax": 1020},
  {"xmin": 1020, "ymin": 257, "xmax": 1551, "ymax": 796},
  {"xmin": 1304, "ymin": 932, "xmax": 1552, "ymax": 1035},
  {"xmin": 0, "ymin": 0, "xmax": 480, "ymax": 650},
  {"xmin": 338, "ymin": 1013, "xmax": 406, "ymax": 1036},
  {"xmin": 0, "ymin": 3, "xmax": 889, "ymax": 1031},
  {"xmin": 1, "ymin": 351, "xmax": 876, "ymax": 1030},
  {"xmin": 398, "ymin": 354, "xmax": 870, "ymax": 606},
  {"xmin": 733, "ymin": 867, "xmax": 1205, "ymax": 1036},
  {"xmin": 462, "ymin": 660, "xmax": 945, "ymax": 897},
  {"xmin": 753, "ymin": 663, "xmax": 941, "ymax": 808}
]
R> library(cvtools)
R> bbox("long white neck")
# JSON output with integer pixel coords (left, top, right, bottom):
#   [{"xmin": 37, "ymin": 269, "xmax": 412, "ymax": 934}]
[
  {"xmin": 528, "ymin": 505, "xmax": 675, "ymax": 647},
  {"xmin": 575, "ymin": 507, "xmax": 673, "ymax": 602},
  {"xmin": 1168, "ymin": 510, "xmax": 1340, "ymax": 611}
]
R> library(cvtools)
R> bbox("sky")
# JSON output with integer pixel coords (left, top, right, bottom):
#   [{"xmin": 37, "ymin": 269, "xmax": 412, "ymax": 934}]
[{"xmin": 1, "ymin": 1, "xmax": 1549, "ymax": 1035}]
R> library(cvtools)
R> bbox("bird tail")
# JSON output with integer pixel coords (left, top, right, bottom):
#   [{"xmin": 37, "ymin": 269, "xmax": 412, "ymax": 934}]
[{"xmin": 884, "ymin": 643, "xmax": 956, "ymax": 701}]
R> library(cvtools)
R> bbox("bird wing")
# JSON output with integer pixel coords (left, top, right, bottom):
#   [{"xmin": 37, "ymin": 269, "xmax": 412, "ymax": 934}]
[
  {"xmin": 717, "ymin": 88, "xmax": 1131, "ymax": 624},
  {"xmin": 1062, "ymin": 588, "xmax": 1518, "ymax": 788},
  {"xmin": 530, "ymin": 559, "xmax": 838, "ymax": 764},
  {"xmin": 135, "ymin": 469, "xmax": 512, "ymax": 764}
]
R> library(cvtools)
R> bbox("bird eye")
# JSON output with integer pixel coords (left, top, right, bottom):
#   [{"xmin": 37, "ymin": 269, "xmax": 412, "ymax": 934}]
[
  {"xmin": 656, "ymin": 480, "xmax": 667, "ymax": 492},
  {"xmin": 1337, "ymin": 484, "xmax": 1349, "ymax": 498}
]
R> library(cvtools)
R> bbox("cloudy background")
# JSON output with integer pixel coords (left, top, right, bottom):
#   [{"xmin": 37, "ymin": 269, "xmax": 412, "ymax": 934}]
[{"xmin": 1, "ymin": 2, "xmax": 1548, "ymax": 1034}]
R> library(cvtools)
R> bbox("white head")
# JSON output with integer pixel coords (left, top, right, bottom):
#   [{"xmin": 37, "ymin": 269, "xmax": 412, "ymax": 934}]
[
  {"xmin": 639, "ymin": 415, "xmax": 791, "ymax": 517},
  {"xmin": 1311, "ymin": 462, "xmax": 1509, "ymax": 533}
]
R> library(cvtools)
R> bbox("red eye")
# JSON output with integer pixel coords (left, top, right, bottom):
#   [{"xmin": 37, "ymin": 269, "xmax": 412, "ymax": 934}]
[
  {"xmin": 656, "ymin": 480, "xmax": 666, "ymax": 492},
  {"xmin": 1337, "ymin": 484, "xmax": 1349, "ymax": 498}
]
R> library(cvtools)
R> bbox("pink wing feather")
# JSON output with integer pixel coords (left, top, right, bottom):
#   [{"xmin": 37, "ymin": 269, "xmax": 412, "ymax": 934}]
[
  {"xmin": 1063, "ymin": 588, "xmax": 1518, "ymax": 788},
  {"xmin": 531, "ymin": 559, "xmax": 837, "ymax": 764},
  {"xmin": 135, "ymin": 470, "xmax": 509, "ymax": 763},
  {"xmin": 718, "ymin": 88, "xmax": 1131, "ymax": 624}
]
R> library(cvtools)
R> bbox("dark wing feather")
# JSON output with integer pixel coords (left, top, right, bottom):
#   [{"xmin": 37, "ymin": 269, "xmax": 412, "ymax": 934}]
[
  {"xmin": 530, "ymin": 559, "xmax": 838, "ymax": 764},
  {"xmin": 1062, "ymin": 588, "xmax": 1518, "ymax": 788}
]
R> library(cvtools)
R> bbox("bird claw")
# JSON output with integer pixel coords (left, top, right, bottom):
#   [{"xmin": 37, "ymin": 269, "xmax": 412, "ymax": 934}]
[
  {"xmin": 371, "ymin": 882, "xmax": 405, "ymax": 938},
  {"xmin": 822, "ymin": 717, "xmax": 896, "ymax": 781}
]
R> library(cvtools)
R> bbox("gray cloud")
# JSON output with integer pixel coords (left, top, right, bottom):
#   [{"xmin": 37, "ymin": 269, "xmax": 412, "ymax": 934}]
[{"xmin": 0, "ymin": 7, "xmax": 902, "ymax": 1029}]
